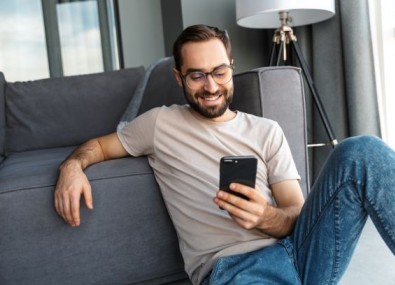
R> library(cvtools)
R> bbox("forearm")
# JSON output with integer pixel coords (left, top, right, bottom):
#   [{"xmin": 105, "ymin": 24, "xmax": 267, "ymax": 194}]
[
  {"xmin": 257, "ymin": 204, "xmax": 301, "ymax": 238},
  {"xmin": 55, "ymin": 139, "xmax": 102, "ymax": 226},
  {"xmin": 55, "ymin": 133, "xmax": 127, "ymax": 227},
  {"xmin": 60, "ymin": 139, "xmax": 105, "ymax": 171}
]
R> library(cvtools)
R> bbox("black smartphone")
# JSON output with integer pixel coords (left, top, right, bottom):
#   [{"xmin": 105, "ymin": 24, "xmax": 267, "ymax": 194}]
[{"xmin": 219, "ymin": 155, "xmax": 257, "ymax": 200}]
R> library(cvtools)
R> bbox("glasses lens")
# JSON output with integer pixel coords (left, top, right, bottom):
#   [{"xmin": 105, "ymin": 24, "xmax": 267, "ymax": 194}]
[
  {"xmin": 212, "ymin": 66, "xmax": 233, "ymax": 85},
  {"xmin": 186, "ymin": 72, "xmax": 206, "ymax": 89}
]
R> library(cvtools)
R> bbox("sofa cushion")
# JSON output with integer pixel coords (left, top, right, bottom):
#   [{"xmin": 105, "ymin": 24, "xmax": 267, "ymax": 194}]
[
  {"xmin": 4, "ymin": 67, "xmax": 144, "ymax": 155},
  {"xmin": 0, "ymin": 72, "xmax": 5, "ymax": 158},
  {"xmin": 136, "ymin": 57, "xmax": 186, "ymax": 117},
  {"xmin": 0, "ymin": 147, "xmax": 187, "ymax": 284},
  {"xmin": 118, "ymin": 57, "xmax": 174, "ymax": 130}
]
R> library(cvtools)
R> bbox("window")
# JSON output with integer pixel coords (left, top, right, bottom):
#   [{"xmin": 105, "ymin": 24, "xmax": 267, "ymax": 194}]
[
  {"xmin": 57, "ymin": 1, "xmax": 104, "ymax": 75},
  {"xmin": 369, "ymin": 0, "xmax": 395, "ymax": 149},
  {"xmin": 0, "ymin": 0, "xmax": 49, "ymax": 81},
  {"xmin": 0, "ymin": 0, "xmax": 119, "ymax": 82}
]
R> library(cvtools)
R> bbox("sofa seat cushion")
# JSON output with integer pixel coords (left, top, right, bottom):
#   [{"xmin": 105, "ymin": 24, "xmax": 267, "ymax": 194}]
[{"xmin": 0, "ymin": 147, "xmax": 187, "ymax": 284}]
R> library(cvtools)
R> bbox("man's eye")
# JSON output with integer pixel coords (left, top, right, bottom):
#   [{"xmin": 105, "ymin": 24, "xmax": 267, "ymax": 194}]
[
  {"xmin": 189, "ymin": 73, "xmax": 205, "ymax": 81},
  {"xmin": 213, "ymin": 67, "xmax": 227, "ymax": 77},
  {"xmin": 214, "ymin": 71, "xmax": 226, "ymax": 78}
]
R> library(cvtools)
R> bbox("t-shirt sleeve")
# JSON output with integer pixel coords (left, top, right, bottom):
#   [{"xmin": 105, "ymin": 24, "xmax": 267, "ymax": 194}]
[
  {"xmin": 117, "ymin": 107, "xmax": 161, "ymax": 156},
  {"xmin": 266, "ymin": 122, "xmax": 301, "ymax": 185}
]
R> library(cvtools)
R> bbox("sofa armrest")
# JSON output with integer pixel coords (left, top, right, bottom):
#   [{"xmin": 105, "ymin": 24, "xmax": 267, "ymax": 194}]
[{"xmin": 0, "ymin": 148, "xmax": 186, "ymax": 284}]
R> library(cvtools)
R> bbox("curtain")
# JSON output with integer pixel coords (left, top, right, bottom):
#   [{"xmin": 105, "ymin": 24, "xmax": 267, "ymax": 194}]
[{"xmin": 263, "ymin": 0, "xmax": 381, "ymax": 184}]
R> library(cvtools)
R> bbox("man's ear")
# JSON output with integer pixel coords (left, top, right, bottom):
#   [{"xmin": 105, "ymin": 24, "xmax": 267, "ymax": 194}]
[{"xmin": 173, "ymin": 68, "xmax": 183, "ymax": 87}]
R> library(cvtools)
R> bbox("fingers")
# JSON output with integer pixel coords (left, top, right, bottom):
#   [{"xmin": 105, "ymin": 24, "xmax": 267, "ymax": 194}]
[
  {"xmin": 69, "ymin": 191, "xmax": 81, "ymax": 227},
  {"xmin": 54, "ymin": 189, "xmax": 79, "ymax": 227},
  {"xmin": 214, "ymin": 183, "xmax": 267, "ymax": 229},
  {"xmin": 216, "ymin": 183, "xmax": 260, "ymax": 207},
  {"xmin": 54, "ymin": 177, "xmax": 93, "ymax": 227}
]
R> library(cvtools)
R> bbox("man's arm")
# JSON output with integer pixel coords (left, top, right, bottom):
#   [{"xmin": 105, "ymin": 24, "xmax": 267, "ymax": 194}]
[
  {"xmin": 54, "ymin": 132, "xmax": 129, "ymax": 227},
  {"xmin": 213, "ymin": 180, "xmax": 304, "ymax": 238}
]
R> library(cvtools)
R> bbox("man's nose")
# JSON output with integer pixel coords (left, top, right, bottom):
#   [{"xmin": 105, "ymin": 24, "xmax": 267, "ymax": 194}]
[{"xmin": 203, "ymin": 74, "xmax": 219, "ymax": 93}]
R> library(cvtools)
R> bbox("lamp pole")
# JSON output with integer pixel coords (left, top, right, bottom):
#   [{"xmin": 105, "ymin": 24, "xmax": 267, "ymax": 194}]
[{"xmin": 269, "ymin": 11, "xmax": 338, "ymax": 148}]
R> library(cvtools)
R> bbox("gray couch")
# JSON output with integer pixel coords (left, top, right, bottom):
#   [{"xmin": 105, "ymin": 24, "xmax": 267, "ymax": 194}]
[{"xmin": 0, "ymin": 58, "xmax": 308, "ymax": 284}]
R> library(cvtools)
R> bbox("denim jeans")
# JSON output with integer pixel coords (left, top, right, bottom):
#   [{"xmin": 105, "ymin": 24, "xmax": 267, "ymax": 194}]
[{"xmin": 202, "ymin": 136, "xmax": 395, "ymax": 284}]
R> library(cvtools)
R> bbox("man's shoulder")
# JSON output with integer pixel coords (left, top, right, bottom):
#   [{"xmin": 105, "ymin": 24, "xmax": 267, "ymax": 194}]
[
  {"xmin": 140, "ymin": 104, "xmax": 188, "ymax": 117},
  {"xmin": 154, "ymin": 104, "xmax": 190, "ymax": 117},
  {"xmin": 238, "ymin": 111, "xmax": 279, "ymax": 127}
]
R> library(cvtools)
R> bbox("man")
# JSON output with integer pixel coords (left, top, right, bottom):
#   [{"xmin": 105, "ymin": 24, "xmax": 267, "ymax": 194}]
[{"xmin": 55, "ymin": 25, "xmax": 395, "ymax": 284}]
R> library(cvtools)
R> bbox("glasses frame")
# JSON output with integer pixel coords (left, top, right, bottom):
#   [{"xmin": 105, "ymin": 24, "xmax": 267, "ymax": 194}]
[{"xmin": 179, "ymin": 64, "xmax": 235, "ymax": 90}]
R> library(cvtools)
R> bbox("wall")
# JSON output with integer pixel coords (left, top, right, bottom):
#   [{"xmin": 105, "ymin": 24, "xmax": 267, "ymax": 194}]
[
  {"xmin": 180, "ymin": 0, "xmax": 266, "ymax": 73},
  {"xmin": 118, "ymin": 0, "xmax": 165, "ymax": 68},
  {"xmin": 118, "ymin": 0, "xmax": 266, "ymax": 73}
]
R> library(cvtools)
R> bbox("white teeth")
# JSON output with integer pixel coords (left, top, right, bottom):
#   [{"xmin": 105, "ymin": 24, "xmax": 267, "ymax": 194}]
[{"xmin": 202, "ymin": 95, "xmax": 220, "ymax": 101}]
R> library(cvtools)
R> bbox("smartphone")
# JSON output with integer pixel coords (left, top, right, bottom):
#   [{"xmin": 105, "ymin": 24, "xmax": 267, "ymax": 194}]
[{"xmin": 219, "ymin": 155, "xmax": 257, "ymax": 200}]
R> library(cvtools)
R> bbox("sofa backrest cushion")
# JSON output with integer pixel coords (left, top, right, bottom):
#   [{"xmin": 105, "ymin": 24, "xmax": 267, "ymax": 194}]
[
  {"xmin": 233, "ymin": 67, "xmax": 309, "ymax": 194},
  {"xmin": 118, "ymin": 57, "xmax": 180, "ymax": 129},
  {"xmin": 137, "ymin": 57, "xmax": 185, "ymax": 116},
  {"xmin": 4, "ymin": 67, "xmax": 144, "ymax": 154},
  {"xmin": 0, "ymin": 72, "xmax": 5, "ymax": 159}
]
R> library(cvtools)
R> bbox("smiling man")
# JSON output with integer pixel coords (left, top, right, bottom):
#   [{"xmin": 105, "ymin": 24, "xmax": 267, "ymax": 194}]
[{"xmin": 54, "ymin": 25, "xmax": 395, "ymax": 285}]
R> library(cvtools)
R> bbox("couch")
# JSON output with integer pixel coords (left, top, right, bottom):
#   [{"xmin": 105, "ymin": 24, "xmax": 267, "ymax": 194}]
[{"xmin": 0, "ymin": 58, "xmax": 308, "ymax": 284}]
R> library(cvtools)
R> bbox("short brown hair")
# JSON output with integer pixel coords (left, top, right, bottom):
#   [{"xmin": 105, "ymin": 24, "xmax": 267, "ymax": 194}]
[{"xmin": 172, "ymin": 25, "xmax": 232, "ymax": 71}]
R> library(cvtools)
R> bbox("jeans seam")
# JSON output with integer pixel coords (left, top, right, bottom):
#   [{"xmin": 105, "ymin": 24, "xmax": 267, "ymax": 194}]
[
  {"xmin": 297, "ymin": 180, "xmax": 350, "ymax": 251},
  {"xmin": 293, "ymin": 178, "xmax": 363, "ymax": 285},
  {"xmin": 330, "ymin": 194, "xmax": 341, "ymax": 284},
  {"xmin": 296, "ymin": 179, "xmax": 359, "ymax": 253}
]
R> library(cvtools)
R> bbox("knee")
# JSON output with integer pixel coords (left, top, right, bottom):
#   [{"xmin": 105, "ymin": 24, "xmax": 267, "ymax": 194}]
[
  {"xmin": 339, "ymin": 135, "xmax": 381, "ymax": 148},
  {"xmin": 334, "ymin": 135, "xmax": 385, "ymax": 160}
]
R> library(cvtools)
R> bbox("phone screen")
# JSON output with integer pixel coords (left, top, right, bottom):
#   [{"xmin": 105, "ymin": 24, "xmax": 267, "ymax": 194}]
[{"xmin": 219, "ymin": 155, "xmax": 257, "ymax": 200}]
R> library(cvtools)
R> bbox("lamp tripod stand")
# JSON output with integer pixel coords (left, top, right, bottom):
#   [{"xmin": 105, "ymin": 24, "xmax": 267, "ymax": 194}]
[{"xmin": 269, "ymin": 11, "xmax": 338, "ymax": 148}]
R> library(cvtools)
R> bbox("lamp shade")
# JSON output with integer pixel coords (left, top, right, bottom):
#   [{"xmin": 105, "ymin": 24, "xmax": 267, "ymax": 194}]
[{"xmin": 236, "ymin": 0, "xmax": 335, "ymax": 28}]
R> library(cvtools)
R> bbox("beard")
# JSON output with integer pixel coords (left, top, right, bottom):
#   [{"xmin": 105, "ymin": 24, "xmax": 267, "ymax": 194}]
[{"xmin": 183, "ymin": 85, "xmax": 234, "ymax": 119}]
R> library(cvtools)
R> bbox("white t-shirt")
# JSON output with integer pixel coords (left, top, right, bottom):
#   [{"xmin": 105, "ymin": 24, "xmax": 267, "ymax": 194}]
[{"xmin": 117, "ymin": 105, "xmax": 300, "ymax": 284}]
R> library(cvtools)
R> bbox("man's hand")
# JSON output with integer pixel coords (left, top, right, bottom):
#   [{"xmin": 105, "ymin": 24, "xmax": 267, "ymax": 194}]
[
  {"xmin": 54, "ymin": 160, "xmax": 93, "ymax": 227},
  {"xmin": 213, "ymin": 180, "xmax": 304, "ymax": 238},
  {"xmin": 214, "ymin": 183, "xmax": 269, "ymax": 229},
  {"xmin": 53, "ymin": 133, "xmax": 129, "ymax": 227}
]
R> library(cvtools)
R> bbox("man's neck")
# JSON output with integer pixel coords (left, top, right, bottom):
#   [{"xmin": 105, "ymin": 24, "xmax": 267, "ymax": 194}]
[
  {"xmin": 210, "ymin": 109, "xmax": 237, "ymax": 122},
  {"xmin": 190, "ymin": 108, "xmax": 237, "ymax": 123}
]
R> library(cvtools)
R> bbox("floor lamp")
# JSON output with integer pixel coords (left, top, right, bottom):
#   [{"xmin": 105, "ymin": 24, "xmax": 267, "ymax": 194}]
[{"xmin": 236, "ymin": 0, "xmax": 338, "ymax": 148}]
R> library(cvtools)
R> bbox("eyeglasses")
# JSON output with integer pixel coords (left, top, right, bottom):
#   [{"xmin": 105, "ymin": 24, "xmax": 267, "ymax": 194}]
[{"xmin": 180, "ymin": 64, "xmax": 234, "ymax": 90}]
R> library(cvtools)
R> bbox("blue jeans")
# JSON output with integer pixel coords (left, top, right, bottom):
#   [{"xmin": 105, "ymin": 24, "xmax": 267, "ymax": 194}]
[{"xmin": 202, "ymin": 136, "xmax": 395, "ymax": 284}]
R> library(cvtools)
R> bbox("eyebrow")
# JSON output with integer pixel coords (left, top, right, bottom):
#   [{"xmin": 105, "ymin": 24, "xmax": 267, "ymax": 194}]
[{"xmin": 184, "ymin": 63, "xmax": 229, "ymax": 74}]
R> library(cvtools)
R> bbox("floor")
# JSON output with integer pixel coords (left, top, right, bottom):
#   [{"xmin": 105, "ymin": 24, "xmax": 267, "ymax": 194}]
[{"xmin": 341, "ymin": 218, "xmax": 395, "ymax": 285}]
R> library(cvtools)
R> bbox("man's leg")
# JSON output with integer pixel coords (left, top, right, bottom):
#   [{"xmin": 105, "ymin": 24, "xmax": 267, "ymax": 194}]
[{"xmin": 290, "ymin": 135, "xmax": 395, "ymax": 284}]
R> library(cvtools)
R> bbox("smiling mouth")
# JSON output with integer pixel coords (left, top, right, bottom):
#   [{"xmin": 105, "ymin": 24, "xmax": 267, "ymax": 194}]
[{"xmin": 199, "ymin": 94, "xmax": 222, "ymax": 101}]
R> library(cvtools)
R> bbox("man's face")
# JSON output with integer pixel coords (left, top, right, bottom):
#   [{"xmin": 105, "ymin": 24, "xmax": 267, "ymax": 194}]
[{"xmin": 174, "ymin": 39, "xmax": 234, "ymax": 120}]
